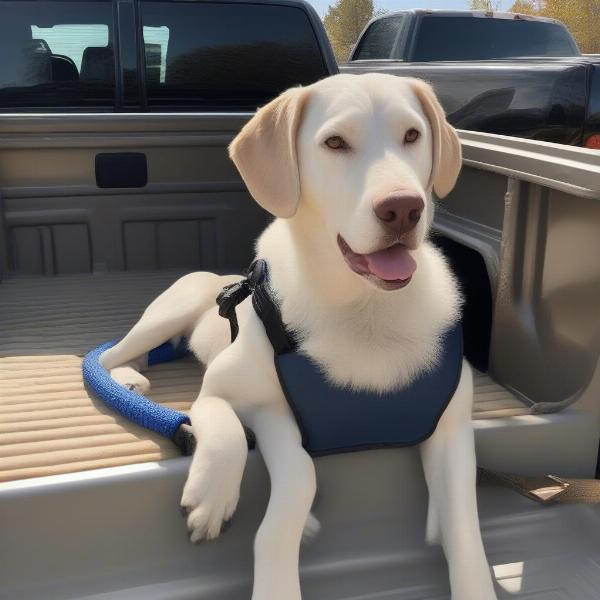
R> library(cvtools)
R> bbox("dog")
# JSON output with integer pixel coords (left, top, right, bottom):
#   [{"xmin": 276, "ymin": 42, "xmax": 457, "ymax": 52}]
[{"xmin": 100, "ymin": 73, "xmax": 497, "ymax": 600}]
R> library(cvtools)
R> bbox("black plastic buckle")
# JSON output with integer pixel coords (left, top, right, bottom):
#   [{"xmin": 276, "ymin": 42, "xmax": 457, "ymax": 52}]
[
  {"xmin": 173, "ymin": 423, "xmax": 256, "ymax": 456},
  {"xmin": 173, "ymin": 423, "xmax": 197, "ymax": 456}
]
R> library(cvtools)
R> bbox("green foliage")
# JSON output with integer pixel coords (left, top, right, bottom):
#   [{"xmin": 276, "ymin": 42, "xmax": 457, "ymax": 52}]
[
  {"xmin": 508, "ymin": 0, "xmax": 600, "ymax": 54},
  {"xmin": 508, "ymin": 0, "xmax": 538, "ymax": 13},
  {"xmin": 543, "ymin": 0, "xmax": 600, "ymax": 54},
  {"xmin": 323, "ymin": 0, "xmax": 375, "ymax": 62}
]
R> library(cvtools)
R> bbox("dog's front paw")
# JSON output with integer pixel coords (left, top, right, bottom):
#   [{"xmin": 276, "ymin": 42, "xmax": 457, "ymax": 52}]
[
  {"xmin": 181, "ymin": 464, "xmax": 242, "ymax": 542},
  {"xmin": 180, "ymin": 434, "xmax": 247, "ymax": 542},
  {"xmin": 110, "ymin": 365, "xmax": 151, "ymax": 394},
  {"xmin": 450, "ymin": 564, "xmax": 498, "ymax": 600}
]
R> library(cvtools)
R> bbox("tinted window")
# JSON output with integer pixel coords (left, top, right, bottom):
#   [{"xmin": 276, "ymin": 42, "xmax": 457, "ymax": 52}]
[
  {"xmin": 0, "ymin": 1, "xmax": 115, "ymax": 110},
  {"xmin": 353, "ymin": 16, "xmax": 404, "ymax": 60},
  {"xmin": 140, "ymin": 2, "xmax": 328, "ymax": 110},
  {"xmin": 413, "ymin": 16, "xmax": 579, "ymax": 61}
]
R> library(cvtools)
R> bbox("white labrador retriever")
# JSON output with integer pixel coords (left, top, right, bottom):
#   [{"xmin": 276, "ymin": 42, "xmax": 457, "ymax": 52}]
[{"xmin": 101, "ymin": 73, "xmax": 497, "ymax": 600}]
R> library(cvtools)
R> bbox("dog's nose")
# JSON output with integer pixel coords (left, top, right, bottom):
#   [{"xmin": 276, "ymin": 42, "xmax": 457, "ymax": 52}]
[{"xmin": 373, "ymin": 193, "xmax": 424, "ymax": 236}]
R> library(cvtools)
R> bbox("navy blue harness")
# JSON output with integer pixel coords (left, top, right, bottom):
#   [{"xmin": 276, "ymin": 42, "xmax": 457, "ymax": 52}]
[{"xmin": 217, "ymin": 259, "xmax": 463, "ymax": 456}]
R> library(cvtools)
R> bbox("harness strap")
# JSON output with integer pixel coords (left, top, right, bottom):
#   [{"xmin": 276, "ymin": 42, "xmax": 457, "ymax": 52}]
[
  {"xmin": 216, "ymin": 259, "xmax": 296, "ymax": 353},
  {"xmin": 216, "ymin": 279, "xmax": 253, "ymax": 342}
]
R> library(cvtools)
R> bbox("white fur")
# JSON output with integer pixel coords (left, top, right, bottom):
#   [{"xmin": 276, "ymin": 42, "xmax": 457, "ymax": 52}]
[{"xmin": 101, "ymin": 73, "xmax": 497, "ymax": 600}]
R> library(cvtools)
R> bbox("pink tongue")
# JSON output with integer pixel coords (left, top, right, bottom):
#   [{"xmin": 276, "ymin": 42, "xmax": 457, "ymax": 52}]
[{"xmin": 364, "ymin": 244, "xmax": 417, "ymax": 281}]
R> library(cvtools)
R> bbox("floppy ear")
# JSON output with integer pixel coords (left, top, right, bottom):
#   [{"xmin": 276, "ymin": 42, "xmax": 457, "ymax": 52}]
[
  {"xmin": 410, "ymin": 79, "xmax": 462, "ymax": 198},
  {"xmin": 229, "ymin": 86, "xmax": 310, "ymax": 218}
]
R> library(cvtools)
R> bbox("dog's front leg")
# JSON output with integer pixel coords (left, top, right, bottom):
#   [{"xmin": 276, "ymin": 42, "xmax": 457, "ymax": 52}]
[
  {"xmin": 249, "ymin": 406, "xmax": 316, "ymax": 600},
  {"xmin": 420, "ymin": 362, "xmax": 497, "ymax": 600},
  {"xmin": 181, "ymin": 395, "xmax": 248, "ymax": 541}
]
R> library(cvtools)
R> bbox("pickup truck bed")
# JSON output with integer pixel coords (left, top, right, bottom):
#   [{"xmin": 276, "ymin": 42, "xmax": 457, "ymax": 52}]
[
  {"xmin": 0, "ymin": 269, "xmax": 528, "ymax": 483},
  {"xmin": 1, "ymin": 71, "xmax": 600, "ymax": 600},
  {"xmin": 0, "ymin": 271, "xmax": 188, "ymax": 481}
]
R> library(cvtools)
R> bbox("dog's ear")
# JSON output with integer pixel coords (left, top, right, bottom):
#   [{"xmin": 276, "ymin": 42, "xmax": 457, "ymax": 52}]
[
  {"xmin": 410, "ymin": 80, "xmax": 461, "ymax": 199},
  {"xmin": 229, "ymin": 86, "xmax": 310, "ymax": 218}
]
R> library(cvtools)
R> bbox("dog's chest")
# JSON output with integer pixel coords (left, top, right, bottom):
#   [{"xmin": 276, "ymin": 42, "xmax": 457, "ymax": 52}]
[{"xmin": 286, "ymin": 304, "xmax": 440, "ymax": 393}]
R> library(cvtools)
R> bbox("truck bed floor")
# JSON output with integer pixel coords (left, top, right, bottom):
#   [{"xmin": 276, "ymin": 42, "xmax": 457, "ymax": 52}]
[{"xmin": 0, "ymin": 271, "xmax": 529, "ymax": 483}]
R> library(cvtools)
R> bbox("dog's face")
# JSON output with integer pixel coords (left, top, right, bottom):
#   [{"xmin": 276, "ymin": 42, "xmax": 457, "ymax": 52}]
[{"xmin": 230, "ymin": 73, "xmax": 461, "ymax": 291}]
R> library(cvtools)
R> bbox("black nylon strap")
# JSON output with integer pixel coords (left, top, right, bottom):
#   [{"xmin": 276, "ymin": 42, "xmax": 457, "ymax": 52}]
[
  {"xmin": 216, "ymin": 259, "xmax": 296, "ymax": 354},
  {"xmin": 251, "ymin": 263, "xmax": 296, "ymax": 355},
  {"xmin": 216, "ymin": 279, "xmax": 253, "ymax": 341},
  {"xmin": 174, "ymin": 423, "xmax": 256, "ymax": 455}
]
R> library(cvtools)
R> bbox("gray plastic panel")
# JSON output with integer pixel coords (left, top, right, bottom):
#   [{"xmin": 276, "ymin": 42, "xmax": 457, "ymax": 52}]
[
  {"xmin": 10, "ymin": 223, "xmax": 91, "ymax": 275},
  {"xmin": 0, "ymin": 113, "xmax": 266, "ymax": 275},
  {"xmin": 2, "ymin": 451, "xmax": 600, "ymax": 600},
  {"xmin": 441, "ymin": 166, "xmax": 507, "ymax": 231},
  {"xmin": 123, "ymin": 219, "xmax": 219, "ymax": 271},
  {"xmin": 0, "ymin": 193, "xmax": 7, "ymax": 280},
  {"xmin": 434, "ymin": 131, "xmax": 600, "ymax": 415},
  {"xmin": 491, "ymin": 179, "xmax": 600, "ymax": 410}
]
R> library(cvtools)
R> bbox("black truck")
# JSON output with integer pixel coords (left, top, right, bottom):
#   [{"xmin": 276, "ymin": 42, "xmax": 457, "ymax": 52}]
[{"xmin": 342, "ymin": 10, "xmax": 600, "ymax": 149}]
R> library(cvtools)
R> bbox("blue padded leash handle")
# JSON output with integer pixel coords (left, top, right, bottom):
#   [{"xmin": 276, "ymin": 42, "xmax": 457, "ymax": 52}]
[
  {"xmin": 82, "ymin": 340, "xmax": 256, "ymax": 456},
  {"xmin": 82, "ymin": 340, "xmax": 194, "ymax": 452}
]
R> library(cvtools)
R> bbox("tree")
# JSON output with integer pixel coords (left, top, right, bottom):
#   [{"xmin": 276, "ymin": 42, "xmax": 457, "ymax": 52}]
[
  {"xmin": 323, "ymin": 0, "xmax": 375, "ymax": 63},
  {"xmin": 508, "ymin": 0, "xmax": 600, "ymax": 54},
  {"xmin": 508, "ymin": 0, "xmax": 539, "ymax": 14},
  {"xmin": 469, "ymin": 0, "xmax": 503, "ymax": 9},
  {"xmin": 542, "ymin": 0, "xmax": 600, "ymax": 54}
]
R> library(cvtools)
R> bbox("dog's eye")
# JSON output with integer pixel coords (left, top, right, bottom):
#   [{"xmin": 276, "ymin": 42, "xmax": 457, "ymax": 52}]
[
  {"xmin": 404, "ymin": 129, "xmax": 420, "ymax": 144},
  {"xmin": 324, "ymin": 135, "xmax": 350, "ymax": 151}
]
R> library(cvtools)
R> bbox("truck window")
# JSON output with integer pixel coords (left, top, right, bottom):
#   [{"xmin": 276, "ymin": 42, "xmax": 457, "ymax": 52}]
[
  {"xmin": 143, "ymin": 26, "xmax": 169, "ymax": 85},
  {"xmin": 140, "ymin": 1, "xmax": 329, "ymax": 110},
  {"xmin": 412, "ymin": 16, "xmax": 579, "ymax": 61},
  {"xmin": 0, "ymin": 1, "xmax": 115, "ymax": 111},
  {"xmin": 352, "ymin": 16, "xmax": 405, "ymax": 61}
]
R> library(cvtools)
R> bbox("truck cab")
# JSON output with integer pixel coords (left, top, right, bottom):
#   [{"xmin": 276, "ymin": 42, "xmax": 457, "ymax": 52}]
[{"xmin": 349, "ymin": 10, "xmax": 579, "ymax": 63}]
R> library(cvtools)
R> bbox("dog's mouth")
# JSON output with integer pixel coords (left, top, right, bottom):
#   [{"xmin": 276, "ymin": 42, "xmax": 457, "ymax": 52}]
[{"xmin": 337, "ymin": 235, "xmax": 417, "ymax": 291}]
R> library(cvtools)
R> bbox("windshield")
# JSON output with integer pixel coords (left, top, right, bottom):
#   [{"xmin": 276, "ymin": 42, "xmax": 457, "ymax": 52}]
[{"xmin": 412, "ymin": 16, "xmax": 580, "ymax": 61}]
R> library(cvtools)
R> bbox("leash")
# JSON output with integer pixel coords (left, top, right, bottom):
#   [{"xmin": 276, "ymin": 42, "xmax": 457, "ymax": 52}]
[
  {"xmin": 83, "ymin": 339, "xmax": 256, "ymax": 455},
  {"xmin": 82, "ymin": 339, "xmax": 196, "ymax": 454}
]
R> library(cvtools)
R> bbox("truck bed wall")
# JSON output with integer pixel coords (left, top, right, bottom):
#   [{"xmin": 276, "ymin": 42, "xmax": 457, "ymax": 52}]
[
  {"xmin": 437, "ymin": 132, "xmax": 600, "ymax": 413},
  {"xmin": 2, "ymin": 121, "xmax": 600, "ymax": 600},
  {"xmin": 0, "ymin": 114, "xmax": 269, "ymax": 278},
  {"xmin": 0, "ymin": 115, "xmax": 599, "ymax": 422}
]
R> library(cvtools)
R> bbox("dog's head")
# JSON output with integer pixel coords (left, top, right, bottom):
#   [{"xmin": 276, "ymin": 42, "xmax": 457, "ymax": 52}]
[{"xmin": 229, "ymin": 73, "xmax": 461, "ymax": 292}]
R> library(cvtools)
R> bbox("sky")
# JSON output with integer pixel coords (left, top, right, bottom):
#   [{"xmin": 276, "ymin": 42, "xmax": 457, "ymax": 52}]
[{"xmin": 308, "ymin": 0, "xmax": 508, "ymax": 18}]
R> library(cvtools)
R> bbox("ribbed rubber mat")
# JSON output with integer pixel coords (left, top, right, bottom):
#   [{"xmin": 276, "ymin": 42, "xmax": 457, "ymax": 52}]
[
  {"xmin": 0, "ymin": 271, "xmax": 528, "ymax": 483},
  {"xmin": 472, "ymin": 369, "xmax": 530, "ymax": 419},
  {"xmin": 0, "ymin": 271, "xmax": 199, "ymax": 483}
]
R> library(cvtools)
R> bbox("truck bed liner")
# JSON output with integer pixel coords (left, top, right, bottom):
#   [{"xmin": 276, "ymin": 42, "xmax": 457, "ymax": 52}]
[{"xmin": 0, "ymin": 271, "xmax": 528, "ymax": 483}]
